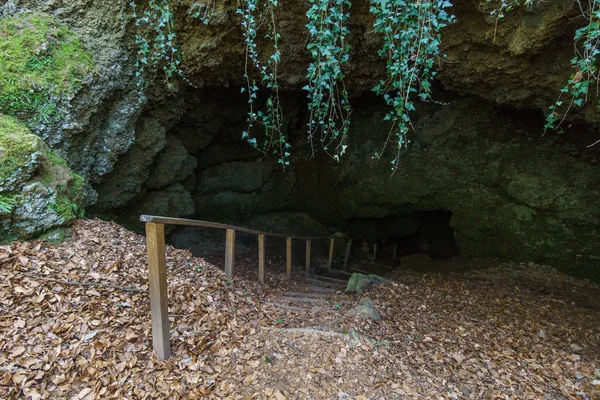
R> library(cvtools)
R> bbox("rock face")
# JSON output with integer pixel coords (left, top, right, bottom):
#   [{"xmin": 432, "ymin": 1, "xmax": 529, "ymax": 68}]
[
  {"xmin": 1, "ymin": 1, "xmax": 599, "ymax": 279},
  {"xmin": 0, "ymin": 1, "xmax": 142, "ymax": 194},
  {"xmin": 0, "ymin": 116, "xmax": 85, "ymax": 242}
]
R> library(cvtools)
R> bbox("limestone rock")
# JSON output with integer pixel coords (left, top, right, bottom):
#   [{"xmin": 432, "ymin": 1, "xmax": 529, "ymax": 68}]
[
  {"xmin": 147, "ymin": 135, "xmax": 197, "ymax": 190},
  {"xmin": 0, "ymin": 116, "xmax": 85, "ymax": 242},
  {"xmin": 92, "ymin": 118, "xmax": 168, "ymax": 211},
  {"xmin": 129, "ymin": 184, "xmax": 195, "ymax": 220}
]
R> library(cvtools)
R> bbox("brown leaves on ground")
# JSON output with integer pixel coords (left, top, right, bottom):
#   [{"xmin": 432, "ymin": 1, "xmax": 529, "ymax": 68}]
[{"xmin": 0, "ymin": 219, "xmax": 599, "ymax": 399}]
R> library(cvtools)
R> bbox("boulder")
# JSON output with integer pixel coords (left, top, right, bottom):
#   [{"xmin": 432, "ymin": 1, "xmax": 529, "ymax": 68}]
[
  {"xmin": 0, "ymin": 116, "xmax": 85, "ymax": 242},
  {"xmin": 348, "ymin": 298, "xmax": 381, "ymax": 321}
]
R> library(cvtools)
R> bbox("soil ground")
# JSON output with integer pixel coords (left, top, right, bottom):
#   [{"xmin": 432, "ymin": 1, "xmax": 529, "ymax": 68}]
[{"xmin": 1, "ymin": 220, "xmax": 599, "ymax": 399}]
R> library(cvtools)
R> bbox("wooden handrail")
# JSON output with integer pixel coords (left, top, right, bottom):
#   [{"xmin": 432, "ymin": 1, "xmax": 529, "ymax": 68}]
[
  {"xmin": 140, "ymin": 214, "xmax": 340, "ymax": 360},
  {"xmin": 140, "ymin": 215, "xmax": 334, "ymax": 240}
]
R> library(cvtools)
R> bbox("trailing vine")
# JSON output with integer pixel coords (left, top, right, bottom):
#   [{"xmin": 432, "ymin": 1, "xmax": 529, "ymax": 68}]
[
  {"xmin": 118, "ymin": 0, "xmax": 193, "ymax": 102},
  {"xmin": 237, "ymin": 0, "xmax": 289, "ymax": 167},
  {"xmin": 304, "ymin": 0, "xmax": 352, "ymax": 161},
  {"xmin": 544, "ymin": 0, "xmax": 600, "ymax": 139},
  {"xmin": 480, "ymin": 0, "xmax": 535, "ymax": 41},
  {"xmin": 190, "ymin": 1, "xmax": 216, "ymax": 25},
  {"xmin": 482, "ymin": 0, "xmax": 600, "ymax": 144},
  {"xmin": 370, "ymin": 0, "xmax": 455, "ymax": 172}
]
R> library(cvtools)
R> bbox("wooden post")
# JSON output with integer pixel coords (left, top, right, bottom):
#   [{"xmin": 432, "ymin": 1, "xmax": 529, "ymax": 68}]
[
  {"xmin": 146, "ymin": 222, "xmax": 171, "ymax": 360},
  {"xmin": 393, "ymin": 244, "xmax": 397, "ymax": 260},
  {"xmin": 286, "ymin": 237, "xmax": 292, "ymax": 279},
  {"xmin": 305, "ymin": 239, "xmax": 311, "ymax": 273},
  {"xmin": 258, "ymin": 234, "xmax": 265, "ymax": 284},
  {"xmin": 343, "ymin": 239, "xmax": 352, "ymax": 267},
  {"xmin": 225, "ymin": 229, "xmax": 236, "ymax": 278},
  {"xmin": 372, "ymin": 243, "xmax": 378, "ymax": 261},
  {"xmin": 327, "ymin": 238, "xmax": 334, "ymax": 270}
]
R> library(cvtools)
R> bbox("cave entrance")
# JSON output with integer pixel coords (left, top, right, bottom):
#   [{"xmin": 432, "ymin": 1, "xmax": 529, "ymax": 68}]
[{"xmin": 345, "ymin": 211, "xmax": 458, "ymax": 261}]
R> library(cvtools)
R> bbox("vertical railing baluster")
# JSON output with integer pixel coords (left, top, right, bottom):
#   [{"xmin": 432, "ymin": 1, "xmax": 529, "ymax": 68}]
[
  {"xmin": 225, "ymin": 229, "xmax": 236, "ymax": 278},
  {"xmin": 327, "ymin": 238, "xmax": 335, "ymax": 270},
  {"xmin": 146, "ymin": 222, "xmax": 171, "ymax": 360},
  {"xmin": 286, "ymin": 237, "xmax": 292, "ymax": 279},
  {"xmin": 305, "ymin": 239, "xmax": 311, "ymax": 273},
  {"xmin": 258, "ymin": 234, "xmax": 265, "ymax": 283}
]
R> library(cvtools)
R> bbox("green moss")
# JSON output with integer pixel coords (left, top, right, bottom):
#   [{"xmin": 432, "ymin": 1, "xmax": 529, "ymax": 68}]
[
  {"xmin": 39, "ymin": 227, "xmax": 69, "ymax": 243},
  {"xmin": 0, "ymin": 115, "xmax": 42, "ymax": 187},
  {"xmin": 50, "ymin": 178, "xmax": 86, "ymax": 221},
  {"xmin": 0, "ymin": 193, "xmax": 20, "ymax": 213},
  {"xmin": 0, "ymin": 13, "xmax": 95, "ymax": 121},
  {"xmin": 50, "ymin": 170, "xmax": 86, "ymax": 220}
]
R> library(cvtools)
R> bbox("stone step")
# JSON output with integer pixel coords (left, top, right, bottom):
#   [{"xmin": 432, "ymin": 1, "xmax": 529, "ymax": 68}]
[
  {"xmin": 302, "ymin": 285, "xmax": 337, "ymax": 293},
  {"xmin": 332, "ymin": 269, "xmax": 353, "ymax": 277},
  {"xmin": 314, "ymin": 275, "xmax": 349, "ymax": 284},
  {"xmin": 285, "ymin": 291, "xmax": 330, "ymax": 299},
  {"xmin": 262, "ymin": 301, "xmax": 313, "ymax": 311},
  {"xmin": 280, "ymin": 296, "xmax": 352, "ymax": 305},
  {"xmin": 305, "ymin": 278, "xmax": 345, "ymax": 288}
]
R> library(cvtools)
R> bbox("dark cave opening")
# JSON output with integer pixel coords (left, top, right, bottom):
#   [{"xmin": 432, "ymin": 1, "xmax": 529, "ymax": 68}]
[
  {"xmin": 86, "ymin": 83, "xmax": 600, "ymax": 281},
  {"xmin": 344, "ymin": 211, "xmax": 458, "ymax": 262}
]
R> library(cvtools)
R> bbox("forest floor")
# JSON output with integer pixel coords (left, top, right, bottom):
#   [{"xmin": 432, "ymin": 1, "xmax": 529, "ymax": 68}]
[{"xmin": 1, "ymin": 219, "xmax": 599, "ymax": 399}]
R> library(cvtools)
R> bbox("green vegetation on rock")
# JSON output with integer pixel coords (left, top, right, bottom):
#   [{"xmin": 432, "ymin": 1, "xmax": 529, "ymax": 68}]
[
  {"xmin": 0, "ymin": 13, "xmax": 95, "ymax": 122},
  {"xmin": 0, "ymin": 115, "xmax": 42, "ymax": 190},
  {"xmin": 0, "ymin": 115, "xmax": 85, "ymax": 243},
  {"xmin": 345, "ymin": 273, "xmax": 386, "ymax": 294}
]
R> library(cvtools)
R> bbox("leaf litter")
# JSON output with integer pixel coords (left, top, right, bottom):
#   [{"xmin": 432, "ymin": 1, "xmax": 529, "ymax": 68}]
[{"xmin": 0, "ymin": 219, "xmax": 598, "ymax": 399}]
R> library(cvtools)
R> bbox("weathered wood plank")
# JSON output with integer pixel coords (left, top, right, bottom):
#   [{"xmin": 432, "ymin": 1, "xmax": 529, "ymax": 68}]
[
  {"xmin": 305, "ymin": 239, "xmax": 311, "ymax": 273},
  {"xmin": 314, "ymin": 275, "xmax": 348, "ymax": 284},
  {"xmin": 280, "ymin": 296, "xmax": 353, "ymax": 305},
  {"xmin": 372, "ymin": 243, "xmax": 378, "ymax": 261},
  {"xmin": 258, "ymin": 234, "xmax": 265, "ymax": 284},
  {"xmin": 305, "ymin": 278, "xmax": 344, "ymax": 288},
  {"xmin": 332, "ymin": 269, "xmax": 353, "ymax": 277},
  {"xmin": 286, "ymin": 237, "xmax": 292, "ymax": 279},
  {"xmin": 262, "ymin": 302, "xmax": 311, "ymax": 311},
  {"xmin": 224, "ymin": 229, "xmax": 235, "ymax": 278},
  {"xmin": 327, "ymin": 238, "xmax": 335, "ymax": 270},
  {"xmin": 145, "ymin": 222, "xmax": 171, "ymax": 360},
  {"xmin": 303, "ymin": 285, "xmax": 337, "ymax": 293},
  {"xmin": 284, "ymin": 291, "xmax": 330, "ymax": 299},
  {"xmin": 343, "ymin": 238, "xmax": 352, "ymax": 266}
]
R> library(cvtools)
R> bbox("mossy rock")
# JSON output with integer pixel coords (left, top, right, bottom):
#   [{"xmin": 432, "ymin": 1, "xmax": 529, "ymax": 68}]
[
  {"xmin": 345, "ymin": 273, "xmax": 386, "ymax": 294},
  {"xmin": 0, "ymin": 115, "xmax": 85, "ymax": 243},
  {"xmin": 0, "ymin": 114, "xmax": 43, "ymax": 191},
  {"xmin": 0, "ymin": 12, "xmax": 94, "ymax": 122}
]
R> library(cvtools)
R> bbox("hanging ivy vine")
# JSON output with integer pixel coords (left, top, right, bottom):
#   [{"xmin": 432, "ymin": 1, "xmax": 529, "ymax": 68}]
[
  {"xmin": 304, "ymin": 0, "xmax": 353, "ymax": 161},
  {"xmin": 544, "ymin": 0, "xmax": 600, "ymax": 139},
  {"xmin": 190, "ymin": 1, "xmax": 216, "ymax": 25},
  {"xmin": 480, "ymin": 0, "xmax": 535, "ymax": 42},
  {"xmin": 118, "ymin": 0, "xmax": 192, "ymax": 103},
  {"xmin": 237, "ymin": 0, "xmax": 290, "ymax": 168},
  {"xmin": 370, "ymin": 0, "xmax": 455, "ymax": 172},
  {"xmin": 482, "ymin": 0, "xmax": 600, "ymax": 144}
]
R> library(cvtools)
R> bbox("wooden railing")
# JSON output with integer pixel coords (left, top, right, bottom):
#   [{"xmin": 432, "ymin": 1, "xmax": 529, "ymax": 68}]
[{"xmin": 140, "ymin": 215, "xmax": 337, "ymax": 360}]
